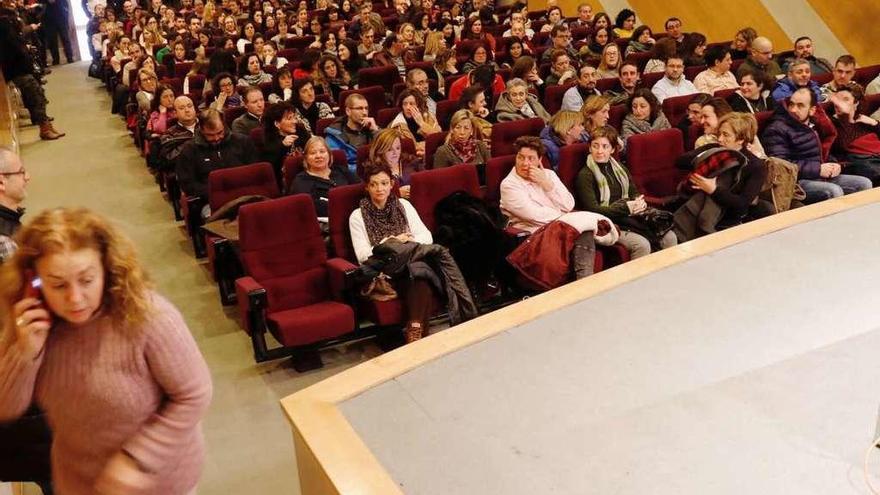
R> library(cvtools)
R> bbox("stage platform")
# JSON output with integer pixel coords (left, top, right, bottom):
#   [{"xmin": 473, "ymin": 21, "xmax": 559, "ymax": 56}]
[{"xmin": 283, "ymin": 190, "xmax": 880, "ymax": 495}]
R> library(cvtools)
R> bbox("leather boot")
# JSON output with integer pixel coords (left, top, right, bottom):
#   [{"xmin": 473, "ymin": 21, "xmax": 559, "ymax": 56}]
[
  {"xmin": 39, "ymin": 122, "xmax": 65, "ymax": 140},
  {"xmin": 571, "ymin": 231, "xmax": 596, "ymax": 280}
]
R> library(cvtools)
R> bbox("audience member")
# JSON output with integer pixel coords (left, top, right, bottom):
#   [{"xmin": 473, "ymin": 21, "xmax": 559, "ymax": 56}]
[
  {"xmin": 325, "ymin": 93, "xmax": 379, "ymax": 171},
  {"xmin": 230, "ymin": 86, "xmax": 265, "ymax": 136},
  {"xmin": 820, "ymin": 55, "xmax": 857, "ymax": 100},
  {"xmin": 730, "ymin": 27, "xmax": 757, "ymax": 60},
  {"xmin": 495, "ymin": 78, "xmax": 551, "ymax": 123},
  {"xmin": 434, "ymin": 110, "xmax": 491, "ymax": 169},
  {"xmin": 604, "ymin": 62, "xmax": 640, "ymax": 106},
  {"xmin": 405, "ymin": 68, "xmax": 437, "ymax": 114},
  {"xmin": 693, "ymin": 45, "xmax": 738, "ymax": 95},
  {"xmin": 545, "ymin": 49, "xmax": 577, "ymax": 86},
  {"xmin": 621, "ymin": 88, "xmax": 671, "ymax": 144},
  {"xmin": 561, "ymin": 65, "xmax": 601, "ymax": 111},
  {"xmin": 643, "ymin": 37, "xmax": 677, "ymax": 74},
  {"xmin": 390, "ymin": 89, "xmax": 442, "ymax": 146},
  {"xmin": 0, "ymin": 147, "xmax": 28, "ymax": 263},
  {"xmin": 781, "ymin": 36, "xmax": 833, "ymax": 75},
  {"xmin": 262, "ymin": 102, "xmax": 309, "ymax": 179},
  {"xmin": 290, "ymin": 136, "xmax": 360, "ymax": 216},
  {"xmin": 290, "ymin": 79, "xmax": 335, "ymax": 135},
  {"xmin": 625, "ymin": 25, "xmax": 655, "ymax": 57},
  {"xmin": 736, "ymin": 36, "xmax": 782, "ymax": 81},
  {"xmin": 651, "ymin": 55, "xmax": 698, "ymax": 104},
  {"xmin": 679, "ymin": 32, "xmax": 707, "ymax": 67},
  {"xmin": 762, "ymin": 87, "xmax": 870, "ymax": 203},
  {"xmin": 771, "ymin": 58, "xmax": 823, "ymax": 102},
  {"xmin": 540, "ymin": 110, "xmax": 589, "ymax": 170},
  {"xmin": 594, "ymin": 44, "xmax": 622, "ymax": 80},
  {"xmin": 664, "ymin": 17, "xmax": 685, "ymax": 45},
  {"xmin": 827, "ymin": 84, "xmax": 880, "ymax": 184},
  {"xmin": 367, "ymin": 128, "xmax": 422, "ymax": 198},
  {"xmin": 576, "ymin": 126, "xmax": 677, "ymax": 257}
]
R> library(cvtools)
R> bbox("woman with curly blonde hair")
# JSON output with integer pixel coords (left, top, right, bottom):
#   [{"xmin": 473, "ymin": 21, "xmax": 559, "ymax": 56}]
[{"xmin": 0, "ymin": 208, "xmax": 212, "ymax": 495}]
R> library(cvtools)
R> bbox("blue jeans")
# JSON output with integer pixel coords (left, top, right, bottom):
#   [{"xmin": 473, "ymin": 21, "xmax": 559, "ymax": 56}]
[{"xmin": 798, "ymin": 174, "xmax": 873, "ymax": 204}]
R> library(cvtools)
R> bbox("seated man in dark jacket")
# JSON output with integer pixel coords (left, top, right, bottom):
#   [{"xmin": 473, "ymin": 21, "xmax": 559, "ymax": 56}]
[
  {"xmin": 176, "ymin": 108, "xmax": 258, "ymax": 213},
  {"xmin": 762, "ymin": 87, "xmax": 871, "ymax": 203},
  {"xmin": 157, "ymin": 96, "xmax": 199, "ymax": 172}
]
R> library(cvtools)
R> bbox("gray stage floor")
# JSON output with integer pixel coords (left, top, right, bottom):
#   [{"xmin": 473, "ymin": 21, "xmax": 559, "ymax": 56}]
[{"xmin": 340, "ymin": 202, "xmax": 880, "ymax": 494}]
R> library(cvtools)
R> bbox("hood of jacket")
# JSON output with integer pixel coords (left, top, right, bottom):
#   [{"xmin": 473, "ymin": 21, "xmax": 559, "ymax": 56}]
[{"xmin": 495, "ymin": 91, "xmax": 540, "ymax": 115}]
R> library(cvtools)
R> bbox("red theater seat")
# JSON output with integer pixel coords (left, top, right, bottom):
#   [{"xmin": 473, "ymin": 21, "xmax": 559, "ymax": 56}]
[
  {"xmin": 491, "ymin": 118, "xmax": 545, "ymax": 157},
  {"xmin": 410, "ymin": 165, "xmax": 482, "ymax": 231},
  {"xmin": 625, "ymin": 128, "xmax": 685, "ymax": 206}
]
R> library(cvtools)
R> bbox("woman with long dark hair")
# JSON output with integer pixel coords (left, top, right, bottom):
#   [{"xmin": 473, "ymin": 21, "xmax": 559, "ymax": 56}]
[{"xmin": 290, "ymin": 79, "xmax": 334, "ymax": 134}]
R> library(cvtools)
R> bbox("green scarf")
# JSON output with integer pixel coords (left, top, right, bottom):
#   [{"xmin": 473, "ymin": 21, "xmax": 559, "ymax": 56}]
[{"xmin": 585, "ymin": 155, "xmax": 631, "ymax": 206}]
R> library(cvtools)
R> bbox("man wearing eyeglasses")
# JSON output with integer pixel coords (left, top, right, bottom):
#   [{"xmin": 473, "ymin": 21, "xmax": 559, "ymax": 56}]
[
  {"xmin": 540, "ymin": 25, "xmax": 578, "ymax": 67},
  {"xmin": 737, "ymin": 36, "xmax": 782, "ymax": 81},
  {"xmin": 0, "ymin": 147, "xmax": 29, "ymax": 263},
  {"xmin": 325, "ymin": 93, "xmax": 378, "ymax": 172}
]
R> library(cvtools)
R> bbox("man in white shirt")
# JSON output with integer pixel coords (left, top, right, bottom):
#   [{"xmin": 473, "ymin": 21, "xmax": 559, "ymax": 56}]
[
  {"xmin": 561, "ymin": 65, "xmax": 600, "ymax": 111},
  {"xmin": 651, "ymin": 55, "xmax": 697, "ymax": 103}
]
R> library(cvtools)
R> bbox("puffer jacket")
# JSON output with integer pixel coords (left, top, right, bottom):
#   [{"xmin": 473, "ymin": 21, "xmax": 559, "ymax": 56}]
[
  {"xmin": 494, "ymin": 92, "xmax": 552, "ymax": 123},
  {"xmin": 539, "ymin": 125, "xmax": 589, "ymax": 170},
  {"xmin": 762, "ymin": 104, "xmax": 837, "ymax": 180},
  {"xmin": 770, "ymin": 77, "xmax": 822, "ymax": 103}
]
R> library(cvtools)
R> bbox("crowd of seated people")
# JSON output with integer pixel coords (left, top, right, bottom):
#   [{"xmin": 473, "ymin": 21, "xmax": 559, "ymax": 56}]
[{"xmin": 81, "ymin": 0, "xmax": 880, "ymax": 345}]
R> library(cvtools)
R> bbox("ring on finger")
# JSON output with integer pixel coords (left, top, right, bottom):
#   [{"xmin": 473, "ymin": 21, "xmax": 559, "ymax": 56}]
[{"xmin": 16, "ymin": 317, "xmax": 27, "ymax": 327}]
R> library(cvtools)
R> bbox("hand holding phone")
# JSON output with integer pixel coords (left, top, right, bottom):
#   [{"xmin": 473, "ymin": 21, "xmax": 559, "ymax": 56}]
[{"xmin": 13, "ymin": 271, "xmax": 52, "ymax": 360}]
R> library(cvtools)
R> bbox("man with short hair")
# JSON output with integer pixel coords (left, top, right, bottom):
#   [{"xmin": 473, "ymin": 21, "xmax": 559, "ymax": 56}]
[
  {"xmin": 561, "ymin": 64, "xmax": 600, "ymax": 111},
  {"xmin": 762, "ymin": 87, "xmax": 871, "ymax": 203},
  {"xmin": 325, "ymin": 94, "xmax": 379, "ymax": 171},
  {"xmin": 544, "ymin": 49, "xmax": 576, "ymax": 86},
  {"xmin": 665, "ymin": 17, "xmax": 685, "ymax": 45},
  {"xmin": 231, "ymin": 87, "xmax": 264, "ymax": 136},
  {"xmin": 0, "ymin": 146, "xmax": 28, "ymax": 263},
  {"xmin": 820, "ymin": 55, "xmax": 857, "ymax": 100},
  {"xmin": 782, "ymin": 36, "xmax": 833, "ymax": 75},
  {"xmin": 651, "ymin": 55, "xmax": 697, "ymax": 103},
  {"xmin": 159, "ymin": 96, "xmax": 199, "ymax": 172},
  {"xmin": 357, "ymin": 26, "xmax": 379, "ymax": 60},
  {"xmin": 502, "ymin": 19, "xmax": 535, "ymax": 41},
  {"xmin": 351, "ymin": 1, "xmax": 385, "ymax": 40},
  {"xmin": 604, "ymin": 62, "xmax": 640, "ymax": 106},
  {"xmin": 541, "ymin": 25, "xmax": 578, "ymax": 64},
  {"xmin": 406, "ymin": 68, "xmax": 436, "ymax": 114},
  {"xmin": 736, "ymin": 36, "xmax": 782, "ymax": 81},
  {"xmin": 373, "ymin": 33, "xmax": 414, "ymax": 77},
  {"xmin": 571, "ymin": 2, "xmax": 592, "ymax": 28},
  {"xmin": 176, "ymin": 108, "xmax": 258, "ymax": 200},
  {"xmin": 771, "ymin": 58, "xmax": 823, "ymax": 102}
]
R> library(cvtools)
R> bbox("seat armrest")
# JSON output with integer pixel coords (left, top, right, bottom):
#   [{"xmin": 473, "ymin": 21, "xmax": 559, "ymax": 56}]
[
  {"xmin": 235, "ymin": 276, "xmax": 267, "ymax": 334},
  {"xmin": 326, "ymin": 257, "xmax": 360, "ymax": 297}
]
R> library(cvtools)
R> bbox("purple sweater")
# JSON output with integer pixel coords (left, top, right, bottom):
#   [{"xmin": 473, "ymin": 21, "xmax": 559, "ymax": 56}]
[{"xmin": 0, "ymin": 293, "xmax": 212, "ymax": 495}]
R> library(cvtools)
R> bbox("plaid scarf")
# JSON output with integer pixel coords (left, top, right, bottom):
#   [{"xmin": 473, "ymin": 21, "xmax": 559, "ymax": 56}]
[
  {"xmin": 359, "ymin": 195, "xmax": 411, "ymax": 246},
  {"xmin": 585, "ymin": 155, "xmax": 631, "ymax": 206},
  {"xmin": 451, "ymin": 137, "xmax": 478, "ymax": 164}
]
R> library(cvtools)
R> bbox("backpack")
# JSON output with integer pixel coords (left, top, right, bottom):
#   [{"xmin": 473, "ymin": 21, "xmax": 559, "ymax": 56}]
[{"xmin": 760, "ymin": 157, "xmax": 805, "ymax": 213}]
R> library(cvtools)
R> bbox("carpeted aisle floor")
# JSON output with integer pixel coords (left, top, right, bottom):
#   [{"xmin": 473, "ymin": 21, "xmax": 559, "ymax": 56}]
[{"xmin": 16, "ymin": 61, "xmax": 379, "ymax": 494}]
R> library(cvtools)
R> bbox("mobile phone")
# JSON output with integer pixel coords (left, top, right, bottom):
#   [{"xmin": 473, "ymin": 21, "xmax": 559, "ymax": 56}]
[{"xmin": 23, "ymin": 270, "xmax": 43, "ymax": 301}]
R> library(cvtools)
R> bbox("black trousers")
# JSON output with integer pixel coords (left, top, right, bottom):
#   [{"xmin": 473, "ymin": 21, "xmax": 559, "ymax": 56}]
[
  {"xmin": 42, "ymin": 19, "xmax": 73, "ymax": 64},
  {"xmin": 11, "ymin": 74, "xmax": 49, "ymax": 125}
]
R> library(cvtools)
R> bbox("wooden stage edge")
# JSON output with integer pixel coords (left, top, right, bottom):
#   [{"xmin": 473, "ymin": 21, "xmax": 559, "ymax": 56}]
[{"xmin": 281, "ymin": 187, "xmax": 880, "ymax": 495}]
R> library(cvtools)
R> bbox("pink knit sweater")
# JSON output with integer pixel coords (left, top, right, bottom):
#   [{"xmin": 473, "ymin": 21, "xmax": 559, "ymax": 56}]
[{"xmin": 0, "ymin": 293, "xmax": 212, "ymax": 495}]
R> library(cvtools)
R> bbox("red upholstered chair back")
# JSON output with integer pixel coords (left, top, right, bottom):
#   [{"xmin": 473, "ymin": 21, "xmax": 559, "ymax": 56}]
[
  {"xmin": 625, "ymin": 51, "xmax": 652, "ymax": 73},
  {"xmin": 491, "ymin": 118, "xmax": 545, "ymax": 157},
  {"xmin": 640, "ymin": 71, "xmax": 664, "ymax": 91},
  {"xmin": 223, "ymin": 106, "xmax": 246, "ymax": 128},
  {"xmin": 557, "ymin": 143, "xmax": 590, "ymax": 196},
  {"xmin": 685, "ymin": 122, "xmax": 702, "ymax": 151},
  {"xmin": 864, "ymin": 94, "xmax": 880, "ymax": 118},
  {"xmin": 855, "ymin": 64, "xmax": 880, "ymax": 87},
  {"xmin": 435, "ymin": 99, "xmax": 458, "ymax": 129},
  {"xmin": 376, "ymin": 107, "xmax": 400, "ymax": 128},
  {"xmin": 238, "ymin": 194, "xmax": 329, "ymax": 311},
  {"xmin": 608, "ymin": 104, "xmax": 628, "ymax": 132},
  {"xmin": 284, "ymin": 36, "xmax": 315, "ymax": 51},
  {"xmin": 282, "ymin": 150, "xmax": 348, "ymax": 192},
  {"xmin": 315, "ymin": 117, "xmax": 336, "ymax": 136},
  {"xmin": 424, "ymin": 131, "xmax": 448, "ymax": 168},
  {"xmin": 174, "ymin": 61, "xmax": 193, "ymax": 78},
  {"xmin": 684, "ymin": 65, "xmax": 706, "ymax": 81},
  {"xmin": 626, "ymin": 128, "xmax": 685, "ymax": 199},
  {"xmin": 338, "ymin": 86, "xmax": 386, "ymax": 118},
  {"xmin": 249, "ymin": 127, "xmax": 266, "ymax": 154},
  {"xmin": 208, "ymin": 162, "xmax": 280, "ymax": 211},
  {"xmin": 811, "ymin": 72, "xmax": 833, "ymax": 85},
  {"xmin": 410, "ymin": 164, "xmax": 482, "ymax": 231},
  {"xmin": 357, "ymin": 65, "xmax": 403, "ymax": 91},
  {"xmin": 662, "ymin": 93, "xmax": 696, "ymax": 127},
  {"xmin": 185, "ymin": 74, "xmax": 206, "ymax": 94},
  {"xmin": 714, "ymin": 88, "xmax": 737, "ymax": 100},
  {"xmin": 328, "ymin": 183, "xmax": 367, "ymax": 262},
  {"xmin": 544, "ymin": 82, "xmax": 576, "ymax": 115},
  {"xmin": 484, "ymin": 154, "xmax": 515, "ymax": 205},
  {"xmin": 595, "ymin": 77, "xmax": 618, "ymax": 93}
]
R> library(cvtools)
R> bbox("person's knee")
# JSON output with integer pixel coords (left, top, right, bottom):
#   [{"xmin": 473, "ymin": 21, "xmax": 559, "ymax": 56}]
[
  {"xmin": 624, "ymin": 232, "xmax": 651, "ymax": 259},
  {"xmin": 659, "ymin": 230, "xmax": 678, "ymax": 249},
  {"xmin": 843, "ymin": 175, "xmax": 873, "ymax": 193}
]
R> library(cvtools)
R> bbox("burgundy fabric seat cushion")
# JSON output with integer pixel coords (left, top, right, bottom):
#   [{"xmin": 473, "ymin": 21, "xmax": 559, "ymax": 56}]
[
  {"xmin": 359, "ymin": 298, "xmax": 405, "ymax": 327},
  {"xmin": 267, "ymin": 301, "xmax": 355, "ymax": 347}
]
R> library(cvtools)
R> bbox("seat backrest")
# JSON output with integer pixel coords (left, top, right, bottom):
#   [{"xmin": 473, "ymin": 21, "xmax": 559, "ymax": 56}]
[
  {"xmin": 410, "ymin": 164, "xmax": 482, "ymax": 231},
  {"xmin": 544, "ymin": 82, "xmax": 576, "ymax": 114},
  {"xmin": 557, "ymin": 143, "xmax": 590, "ymax": 198},
  {"xmin": 224, "ymin": 106, "xmax": 246, "ymax": 127},
  {"xmin": 208, "ymin": 162, "xmax": 280, "ymax": 211},
  {"xmin": 855, "ymin": 64, "xmax": 880, "ymax": 87},
  {"xmin": 174, "ymin": 61, "xmax": 193, "ymax": 78},
  {"xmin": 596, "ymin": 77, "xmax": 618, "ymax": 93},
  {"xmin": 424, "ymin": 131, "xmax": 448, "ymax": 168},
  {"xmin": 484, "ymin": 154, "xmax": 515, "ymax": 205},
  {"xmin": 338, "ymin": 86, "xmax": 386, "ymax": 118},
  {"xmin": 662, "ymin": 93, "xmax": 696, "ymax": 127},
  {"xmin": 608, "ymin": 104, "xmax": 628, "ymax": 132},
  {"xmin": 238, "ymin": 195, "xmax": 329, "ymax": 309},
  {"xmin": 377, "ymin": 107, "xmax": 400, "ymax": 129},
  {"xmin": 491, "ymin": 118, "xmax": 545, "ymax": 157},
  {"xmin": 685, "ymin": 122, "xmax": 702, "ymax": 151},
  {"xmin": 626, "ymin": 128, "xmax": 685, "ymax": 199},
  {"xmin": 278, "ymin": 48, "xmax": 299, "ymax": 60},
  {"xmin": 357, "ymin": 65, "xmax": 402, "ymax": 92},
  {"xmin": 249, "ymin": 127, "xmax": 266, "ymax": 154},
  {"xmin": 625, "ymin": 51, "xmax": 652, "ymax": 73},
  {"xmin": 284, "ymin": 36, "xmax": 315, "ymax": 50},
  {"xmin": 714, "ymin": 88, "xmax": 737, "ymax": 100},
  {"xmin": 864, "ymin": 94, "xmax": 880, "ymax": 118},
  {"xmin": 315, "ymin": 117, "xmax": 336, "ymax": 136},
  {"xmin": 186, "ymin": 74, "xmax": 206, "ymax": 93},
  {"xmin": 282, "ymin": 150, "xmax": 348, "ymax": 192},
  {"xmin": 754, "ymin": 110, "xmax": 773, "ymax": 136},
  {"xmin": 640, "ymin": 71, "xmax": 664, "ymax": 90},
  {"xmin": 328, "ymin": 183, "xmax": 367, "ymax": 263},
  {"xmin": 684, "ymin": 65, "xmax": 706, "ymax": 81},
  {"xmin": 435, "ymin": 99, "xmax": 459, "ymax": 129}
]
